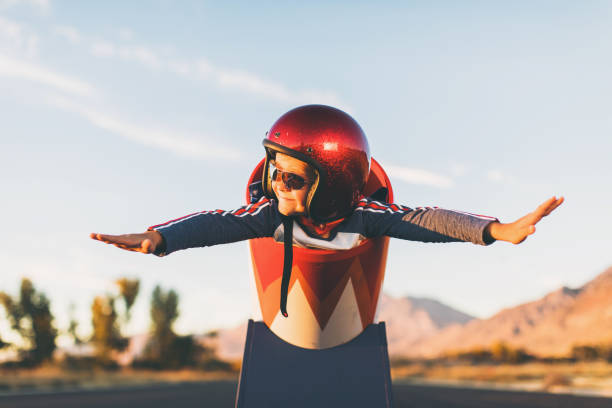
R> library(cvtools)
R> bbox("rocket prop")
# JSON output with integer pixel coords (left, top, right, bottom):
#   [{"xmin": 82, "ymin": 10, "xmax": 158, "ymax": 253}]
[
  {"xmin": 236, "ymin": 105, "xmax": 394, "ymax": 406},
  {"xmin": 235, "ymin": 157, "xmax": 395, "ymax": 407},
  {"xmin": 245, "ymin": 157, "xmax": 393, "ymax": 349}
]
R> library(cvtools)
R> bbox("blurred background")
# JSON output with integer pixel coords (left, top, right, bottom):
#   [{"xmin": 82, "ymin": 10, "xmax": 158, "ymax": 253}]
[{"xmin": 1, "ymin": 0, "xmax": 611, "ymax": 398}]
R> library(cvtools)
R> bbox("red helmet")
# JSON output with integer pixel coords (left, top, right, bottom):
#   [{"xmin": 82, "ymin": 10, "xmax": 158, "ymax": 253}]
[{"xmin": 262, "ymin": 105, "xmax": 371, "ymax": 223}]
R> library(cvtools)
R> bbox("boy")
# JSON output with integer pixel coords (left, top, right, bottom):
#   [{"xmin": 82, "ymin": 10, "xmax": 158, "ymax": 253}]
[
  {"xmin": 91, "ymin": 105, "xmax": 563, "ymax": 318},
  {"xmin": 91, "ymin": 105, "xmax": 562, "ymax": 254}
]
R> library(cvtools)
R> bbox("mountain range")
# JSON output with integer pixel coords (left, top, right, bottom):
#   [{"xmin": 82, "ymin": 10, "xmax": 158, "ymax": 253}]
[
  {"xmin": 403, "ymin": 266, "xmax": 612, "ymax": 358},
  {"xmin": 206, "ymin": 266, "xmax": 612, "ymax": 360}
]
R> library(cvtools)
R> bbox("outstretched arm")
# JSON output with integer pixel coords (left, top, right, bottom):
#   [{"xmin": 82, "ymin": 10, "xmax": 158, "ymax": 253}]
[
  {"xmin": 89, "ymin": 197, "xmax": 276, "ymax": 256},
  {"xmin": 358, "ymin": 199, "xmax": 499, "ymax": 245},
  {"xmin": 484, "ymin": 196, "xmax": 564, "ymax": 244}
]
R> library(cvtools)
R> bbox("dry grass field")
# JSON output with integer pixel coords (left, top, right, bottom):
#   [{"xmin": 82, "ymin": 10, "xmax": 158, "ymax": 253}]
[
  {"xmin": 0, "ymin": 365, "xmax": 239, "ymax": 393},
  {"xmin": 2, "ymin": 361, "xmax": 612, "ymax": 398},
  {"xmin": 391, "ymin": 361, "xmax": 612, "ymax": 396}
]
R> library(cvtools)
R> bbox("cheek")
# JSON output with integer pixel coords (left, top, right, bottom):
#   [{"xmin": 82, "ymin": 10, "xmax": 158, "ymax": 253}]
[
  {"xmin": 272, "ymin": 181, "xmax": 284, "ymax": 196},
  {"xmin": 294, "ymin": 189, "xmax": 309, "ymax": 209},
  {"xmin": 296, "ymin": 189, "xmax": 308, "ymax": 202}
]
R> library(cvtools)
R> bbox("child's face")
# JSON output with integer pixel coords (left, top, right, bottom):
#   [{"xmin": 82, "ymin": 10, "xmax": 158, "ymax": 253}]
[{"xmin": 271, "ymin": 153, "xmax": 314, "ymax": 217}]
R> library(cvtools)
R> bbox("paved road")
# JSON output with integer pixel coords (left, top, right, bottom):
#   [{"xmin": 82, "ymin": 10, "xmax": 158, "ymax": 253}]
[{"xmin": 1, "ymin": 381, "xmax": 610, "ymax": 408}]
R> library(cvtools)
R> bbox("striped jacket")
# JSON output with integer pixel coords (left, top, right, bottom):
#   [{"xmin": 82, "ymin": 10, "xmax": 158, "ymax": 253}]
[{"xmin": 148, "ymin": 198, "xmax": 498, "ymax": 256}]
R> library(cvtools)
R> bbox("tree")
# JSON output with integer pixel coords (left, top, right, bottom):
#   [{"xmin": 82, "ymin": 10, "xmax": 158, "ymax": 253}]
[
  {"xmin": 137, "ymin": 285, "xmax": 200, "ymax": 369},
  {"xmin": 115, "ymin": 278, "xmax": 140, "ymax": 323},
  {"xmin": 489, "ymin": 341, "xmax": 533, "ymax": 364},
  {"xmin": 491, "ymin": 341, "xmax": 513, "ymax": 362},
  {"xmin": 90, "ymin": 277, "xmax": 140, "ymax": 366},
  {"xmin": 134, "ymin": 285, "xmax": 232, "ymax": 371},
  {"xmin": 148, "ymin": 285, "xmax": 179, "ymax": 363},
  {"xmin": 571, "ymin": 344, "xmax": 612, "ymax": 361},
  {"xmin": 0, "ymin": 278, "xmax": 57, "ymax": 365},
  {"xmin": 91, "ymin": 295, "xmax": 126, "ymax": 365},
  {"xmin": 67, "ymin": 303, "xmax": 82, "ymax": 345}
]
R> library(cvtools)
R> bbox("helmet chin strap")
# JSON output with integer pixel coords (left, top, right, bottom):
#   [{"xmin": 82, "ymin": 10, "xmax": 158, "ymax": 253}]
[{"xmin": 280, "ymin": 214, "xmax": 294, "ymax": 318}]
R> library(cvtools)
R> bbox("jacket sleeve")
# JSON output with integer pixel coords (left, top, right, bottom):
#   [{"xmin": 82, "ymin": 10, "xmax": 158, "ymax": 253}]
[
  {"xmin": 356, "ymin": 199, "xmax": 498, "ymax": 245},
  {"xmin": 147, "ymin": 198, "xmax": 276, "ymax": 256}
]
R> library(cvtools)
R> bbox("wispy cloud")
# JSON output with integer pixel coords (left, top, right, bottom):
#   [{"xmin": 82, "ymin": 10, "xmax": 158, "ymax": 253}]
[
  {"xmin": 53, "ymin": 25, "xmax": 81, "ymax": 44},
  {"xmin": 449, "ymin": 163, "xmax": 468, "ymax": 178},
  {"xmin": 0, "ymin": 54, "xmax": 96, "ymax": 95},
  {"xmin": 54, "ymin": 24, "xmax": 347, "ymax": 108},
  {"xmin": 384, "ymin": 164, "xmax": 454, "ymax": 189},
  {"xmin": 1, "ymin": 17, "xmax": 242, "ymax": 163},
  {"xmin": 210, "ymin": 66, "xmax": 344, "ymax": 106},
  {"xmin": 89, "ymin": 40, "xmax": 162, "ymax": 69},
  {"xmin": 0, "ymin": 0, "xmax": 50, "ymax": 13},
  {"xmin": 0, "ymin": 15, "xmax": 39, "ymax": 57},
  {"xmin": 486, "ymin": 169, "xmax": 516, "ymax": 184},
  {"xmin": 47, "ymin": 95, "xmax": 243, "ymax": 161},
  {"xmin": 487, "ymin": 170, "xmax": 504, "ymax": 182}
]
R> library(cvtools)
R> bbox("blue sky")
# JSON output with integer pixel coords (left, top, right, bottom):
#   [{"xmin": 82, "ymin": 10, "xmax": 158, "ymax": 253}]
[{"xmin": 1, "ymin": 0, "xmax": 611, "ymax": 347}]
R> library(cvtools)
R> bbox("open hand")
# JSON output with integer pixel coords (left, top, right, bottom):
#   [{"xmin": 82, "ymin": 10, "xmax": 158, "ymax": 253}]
[
  {"xmin": 486, "ymin": 196, "xmax": 564, "ymax": 244},
  {"xmin": 90, "ymin": 231, "xmax": 162, "ymax": 254}
]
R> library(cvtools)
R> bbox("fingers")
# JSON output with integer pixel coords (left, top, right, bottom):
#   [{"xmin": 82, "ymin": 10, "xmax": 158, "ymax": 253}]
[
  {"xmin": 534, "ymin": 196, "xmax": 557, "ymax": 216},
  {"xmin": 91, "ymin": 232, "xmax": 121, "ymax": 245},
  {"xmin": 90, "ymin": 233, "xmax": 127, "ymax": 245},
  {"xmin": 542, "ymin": 196, "xmax": 564, "ymax": 216},
  {"xmin": 538, "ymin": 196, "xmax": 564, "ymax": 214},
  {"xmin": 89, "ymin": 232, "xmax": 148, "ymax": 253},
  {"xmin": 504, "ymin": 196, "xmax": 562, "ymax": 245},
  {"xmin": 528, "ymin": 196, "xmax": 564, "ymax": 224}
]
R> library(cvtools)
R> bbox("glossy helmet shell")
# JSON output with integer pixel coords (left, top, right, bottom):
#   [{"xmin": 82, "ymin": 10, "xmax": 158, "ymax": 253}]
[{"xmin": 262, "ymin": 104, "xmax": 371, "ymax": 223}]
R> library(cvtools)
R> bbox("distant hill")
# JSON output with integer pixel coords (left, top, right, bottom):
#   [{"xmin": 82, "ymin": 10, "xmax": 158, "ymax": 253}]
[
  {"xmin": 404, "ymin": 266, "xmax": 612, "ymax": 358},
  {"xmin": 204, "ymin": 293, "xmax": 476, "ymax": 361},
  {"xmin": 117, "ymin": 266, "xmax": 612, "ymax": 362},
  {"xmin": 377, "ymin": 293, "xmax": 475, "ymax": 356},
  {"xmin": 198, "ymin": 323, "xmax": 248, "ymax": 362}
]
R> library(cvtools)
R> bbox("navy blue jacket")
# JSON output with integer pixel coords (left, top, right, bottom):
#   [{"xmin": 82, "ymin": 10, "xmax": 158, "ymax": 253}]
[{"xmin": 148, "ymin": 197, "xmax": 497, "ymax": 257}]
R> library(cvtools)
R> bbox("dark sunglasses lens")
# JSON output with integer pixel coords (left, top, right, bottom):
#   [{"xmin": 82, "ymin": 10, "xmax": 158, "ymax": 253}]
[
  {"xmin": 272, "ymin": 167, "xmax": 306, "ymax": 190},
  {"xmin": 283, "ymin": 173, "xmax": 305, "ymax": 190}
]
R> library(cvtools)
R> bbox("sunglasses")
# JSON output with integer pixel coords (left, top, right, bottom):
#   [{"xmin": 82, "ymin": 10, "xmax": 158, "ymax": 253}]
[{"xmin": 271, "ymin": 166, "xmax": 310, "ymax": 191}]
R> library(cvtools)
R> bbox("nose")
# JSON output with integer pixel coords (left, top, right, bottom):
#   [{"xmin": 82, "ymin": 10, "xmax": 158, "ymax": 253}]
[{"xmin": 275, "ymin": 180, "xmax": 290, "ymax": 192}]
